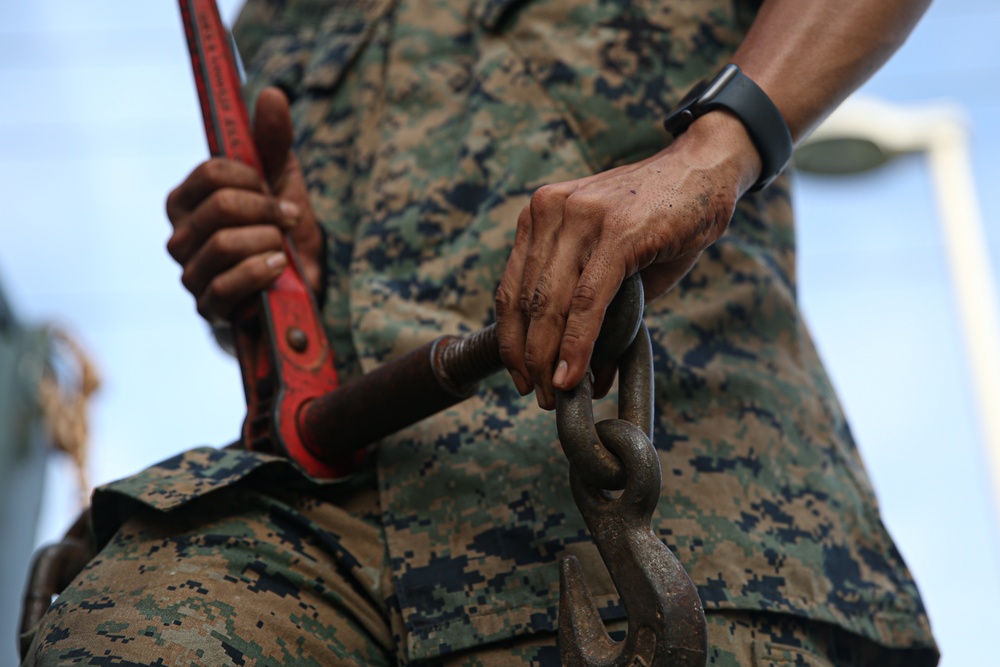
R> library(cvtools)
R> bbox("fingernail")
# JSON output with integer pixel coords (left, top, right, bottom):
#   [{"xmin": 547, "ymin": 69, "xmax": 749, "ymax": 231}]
[
  {"xmin": 279, "ymin": 200, "xmax": 301, "ymax": 218},
  {"xmin": 511, "ymin": 371, "xmax": 530, "ymax": 396},
  {"xmin": 279, "ymin": 200, "xmax": 301, "ymax": 227},
  {"xmin": 267, "ymin": 252, "xmax": 288, "ymax": 269},
  {"xmin": 552, "ymin": 360, "xmax": 568, "ymax": 388}
]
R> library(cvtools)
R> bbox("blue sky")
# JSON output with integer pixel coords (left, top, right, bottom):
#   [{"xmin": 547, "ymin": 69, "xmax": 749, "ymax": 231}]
[{"xmin": 1, "ymin": 1, "xmax": 997, "ymax": 665}]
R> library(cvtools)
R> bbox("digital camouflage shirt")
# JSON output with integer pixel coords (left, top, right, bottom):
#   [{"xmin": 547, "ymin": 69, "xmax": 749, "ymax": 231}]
[{"xmin": 97, "ymin": 0, "xmax": 936, "ymax": 661}]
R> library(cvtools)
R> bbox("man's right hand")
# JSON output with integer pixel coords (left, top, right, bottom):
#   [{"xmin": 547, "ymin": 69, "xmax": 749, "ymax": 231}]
[{"xmin": 165, "ymin": 87, "xmax": 324, "ymax": 324}]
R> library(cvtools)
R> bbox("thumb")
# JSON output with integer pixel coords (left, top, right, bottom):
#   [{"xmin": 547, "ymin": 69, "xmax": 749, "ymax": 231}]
[{"xmin": 252, "ymin": 86, "xmax": 295, "ymax": 191}]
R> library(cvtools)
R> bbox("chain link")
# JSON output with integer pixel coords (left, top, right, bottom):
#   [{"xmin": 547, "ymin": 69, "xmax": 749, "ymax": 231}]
[{"xmin": 555, "ymin": 274, "xmax": 653, "ymax": 490}]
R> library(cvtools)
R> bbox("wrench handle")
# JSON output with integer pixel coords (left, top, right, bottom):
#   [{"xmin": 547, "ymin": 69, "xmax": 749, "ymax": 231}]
[
  {"xmin": 178, "ymin": 0, "xmax": 360, "ymax": 478},
  {"xmin": 179, "ymin": 0, "xmax": 263, "ymax": 174}
]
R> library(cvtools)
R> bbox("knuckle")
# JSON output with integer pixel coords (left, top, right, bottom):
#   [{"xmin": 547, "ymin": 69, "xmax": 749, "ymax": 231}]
[
  {"xmin": 165, "ymin": 188, "xmax": 183, "ymax": 222},
  {"xmin": 518, "ymin": 291, "xmax": 533, "ymax": 317},
  {"xmin": 529, "ymin": 184, "xmax": 568, "ymax": 221},
  {"xmin": 211, "ymin": 188, "xmax": 241, "ymax": 221},
  {"xmin": 521, "ymin": 341, "xmax": 555, "ymax": 384},
  {"xmin": 205, "ymin": 229, "xmax": 236, "ymax": 259},
  {"xmin": 165, "ymin": 232, "xmax": 185, "ymax": 261},
  {"xmin": 521, "ymin": 345, "xmax": 541, "ymax": 373},
  {"xmin": 496, "ymin": 336, "xmax": 522, "ymax": 370},
  {"xmin": 570, "ymin": 282, "xmax": 600, "ymax": 312},
  {"xmin": 180, "ymin": 266, "xmax": 197, "ymax": 292},
  {"xmin": 199, "ymin": 159, "xmax": 228, "ymax": 188},
  {"xmin": 495, "ymin": 283, "xmax": 517, "ymax": 316},
  {"xmin": 204, "ymin": 277, "xmax": 230, "ymax": 305},
  {"xmin": 529, "ymin": 287, "xmax": 551, "ymax": 318}
]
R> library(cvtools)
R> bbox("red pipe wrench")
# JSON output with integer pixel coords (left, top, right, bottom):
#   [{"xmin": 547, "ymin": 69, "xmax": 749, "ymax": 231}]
[{"xmin": 178, "ymin": 0, "xmax": 363, "ymax": 478}]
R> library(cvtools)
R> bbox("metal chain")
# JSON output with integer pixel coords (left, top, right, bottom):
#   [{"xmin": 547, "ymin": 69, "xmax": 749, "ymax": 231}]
[{"xmin": 555, "ymin": 274, "xmax": 708, "ymax": 667}]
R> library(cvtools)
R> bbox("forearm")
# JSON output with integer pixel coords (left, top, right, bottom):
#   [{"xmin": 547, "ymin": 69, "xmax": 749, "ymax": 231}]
[{"xmin": 733, "ymin": 0, "xmax": 931, "ymax": 142}]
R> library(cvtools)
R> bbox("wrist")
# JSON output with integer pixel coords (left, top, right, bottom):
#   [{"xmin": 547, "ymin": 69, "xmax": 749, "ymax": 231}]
[{"xmin": 671, "ymin": 111, "xmax": 763, "ymax": 196}]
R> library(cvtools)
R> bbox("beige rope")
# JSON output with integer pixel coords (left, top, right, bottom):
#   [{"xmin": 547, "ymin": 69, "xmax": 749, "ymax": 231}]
[{"xmin": 36, "ymin": 328, "xmax": 100, "ymax": 506}]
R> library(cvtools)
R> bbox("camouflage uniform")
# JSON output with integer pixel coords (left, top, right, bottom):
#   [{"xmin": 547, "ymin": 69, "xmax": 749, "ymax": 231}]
[{"xmin": 23, "ymin": 0, "xmax": 939, "ymax": 664}]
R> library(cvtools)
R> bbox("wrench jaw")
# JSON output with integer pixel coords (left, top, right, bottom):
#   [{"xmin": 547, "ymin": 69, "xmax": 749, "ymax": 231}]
[
  {"xmin": 234, "ymin": 278, "xmax": 363, "ymax": 480},
  {"xmin": 180, "ymin": 0, "xmax": 362, "ymax": 479}
]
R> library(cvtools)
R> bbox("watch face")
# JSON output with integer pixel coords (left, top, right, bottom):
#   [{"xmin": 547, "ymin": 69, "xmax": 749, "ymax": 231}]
[
  {"xmin": 664, "ymin": 65, "xmax": 738, "ymax": 136},
  {"xmin": 699, "ymin": 64, "xmax": 740, "ymax": 104},
  {"xmin": 676, "ymin": 78, "xmax": 709, "ymax": 110},
  {"xmin": 664, "ymin": 78, "xmax": 710, "ymax": 136}
]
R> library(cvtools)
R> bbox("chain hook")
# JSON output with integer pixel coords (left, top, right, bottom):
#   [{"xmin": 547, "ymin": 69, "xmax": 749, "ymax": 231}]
[{"xmin": 556, "ymin": 276, "xmax": 707, "ymax": 667}]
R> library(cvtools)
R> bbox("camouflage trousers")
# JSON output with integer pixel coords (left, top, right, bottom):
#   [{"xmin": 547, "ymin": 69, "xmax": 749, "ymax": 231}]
[{"xmin": 21, "ymin": 477, "xmax": 928, "ymax": 667}]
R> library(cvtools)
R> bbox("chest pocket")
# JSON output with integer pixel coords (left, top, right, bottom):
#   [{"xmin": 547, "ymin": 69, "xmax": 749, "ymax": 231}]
[{"xmin": 470, "ymin": 0, "xmax": 745, "ymax": 171}]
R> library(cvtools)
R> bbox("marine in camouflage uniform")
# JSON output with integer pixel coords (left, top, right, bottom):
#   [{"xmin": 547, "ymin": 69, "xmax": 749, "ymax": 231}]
[{"xmin": 22, "ymin": 0, "xmax": 939, "ymax": 664}]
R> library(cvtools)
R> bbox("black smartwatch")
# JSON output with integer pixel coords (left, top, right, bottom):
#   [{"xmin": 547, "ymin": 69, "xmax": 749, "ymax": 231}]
[{"xmin": 664, "ymin": 64, "xmax": 792, "ymax": 192}]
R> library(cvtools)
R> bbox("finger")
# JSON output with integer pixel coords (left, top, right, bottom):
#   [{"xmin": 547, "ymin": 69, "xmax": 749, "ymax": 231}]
[
  {"xmin": 167, "ymin": 188, "xmax": 290, "ymax": 265},
  {"xmin": 524, "ymin": 219, "xmax": 602, "ymax": 409},
  {"xmin": 524, "ymin": 258, "xmax": 581, "ymax": 410},
  {"xmin": 269, "ymin": 152, "xmax": 321, "ymax": 278},
  {"xmin": 253, "ymin": 87, "xmax": 295, "ymax": 191},
  {"xmin": 196, "ymin": 251, "xmax": 289, "ymax": 322},
  {"xmin": 553, "ymin": 241, "xmax": 625, "ymax": 393},
  {"xmin": 166, "ymin": 158, "xmax": 265, "ymax": 223},
  {"xmin": 181, "ymin": 225, "xmax": 285, "ymax": 298},
  {"xmin": 251, "ymin": 88, "xmax": 325, "ymax": 294},
  {"xmin": 518, "ymin": 184, "xmax": 571, "ymax": 321},
  {"xmin": 592, "ymin": 362, "xmax": 618, "ymax": 400},
  {"xmin": 496, "ymin": 205, "xmax": 533, "ymax": 395},
  {"xmin": 517, "ymin": 185, "xmax": 578, "ymax": 407}
]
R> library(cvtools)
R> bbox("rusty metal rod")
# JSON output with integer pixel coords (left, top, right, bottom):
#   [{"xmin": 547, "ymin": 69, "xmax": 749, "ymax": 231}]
[
  {"xmin": 296, "ymin": 276, "xmax": 644, "ymax": 467},
  {"xmin": 298, "ymin": 325, "xmax": 503, "ymax": 463}
]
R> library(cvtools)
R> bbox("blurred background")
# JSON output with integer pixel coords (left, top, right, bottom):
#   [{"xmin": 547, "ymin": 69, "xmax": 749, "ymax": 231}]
[{"xmin": 0, "ymin": 0, "xmax": 997, "ymax": 664}]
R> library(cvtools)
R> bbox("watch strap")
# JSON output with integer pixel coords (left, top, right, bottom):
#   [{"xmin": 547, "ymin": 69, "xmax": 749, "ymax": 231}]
[{"xmin": 664, "ymin": 65, "xmax": 792, "ymax": 192}]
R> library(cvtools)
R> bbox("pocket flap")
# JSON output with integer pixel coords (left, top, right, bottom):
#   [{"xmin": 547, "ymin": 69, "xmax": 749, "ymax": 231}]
[
  {"xmin": 240, "ymin": 0, "xmax": 393, "ymax": 102},
  {"xmin": 302, "ymin": 0, "xmax": 395, "ymax": 91}
]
